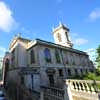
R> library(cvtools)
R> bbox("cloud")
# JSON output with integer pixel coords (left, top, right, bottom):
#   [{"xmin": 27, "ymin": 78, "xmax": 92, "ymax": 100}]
[
  {"xmin": 85, "ymin": 48, "xmax": 97, "ymax": 62},
  {"xmin": 74, "ymin": 38, "xmax": 88, "ymax": 46},
  {"xmin": 21, "ymin": 27, "xmax": 32, "ymax": 34},
  {"xmin": 71, "ymin": 33, "xmax": 88, "ymax": 46},
  {"xmin": 0, "ymin": 46, "xmax": 6, "ymax": 53},
  {"xmin": 89, "ymin": 8, "xmax": 100, "ymax": 21},
  {"xmin": 0, "ymin": 1, "xmax": 17, "ymax": 32},
  {"xmin": 85, "ymin": 48, "xmax": 95, "ymax": 52},
  {"xmin": 21, "ymin": 27, "xmax": 36, "ymax": 35},
  {"xmin": 0, "ymin": 46, "xmax": 6, "ymax": 57},
  {"xmin": 71, "ymin": 33, "xmax": 79, "ymax": 37}
]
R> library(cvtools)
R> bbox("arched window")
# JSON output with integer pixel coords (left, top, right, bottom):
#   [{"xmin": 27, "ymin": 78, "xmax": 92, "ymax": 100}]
[
  {"xmin": 59, "ymin": 69, "xmax": 63, "ymax": 77},
  {"xmin": 70, "ymin": 54, "xmax": 74, "ymax": 65},
  {"xmin": 55, "ymin": 49, "xmax": 61, "ymax": 63},
  {"xmin": 65, "ymin": 32, "xmax": 70, "ymax": 41},
  {"xmin": 65, "ymin": 56, "xmax": 69, "ymax": 64},
  {"xmin": 57, "ymin": 33, "xmax": 62, "ymax": 42},
  {"xmin": 68, "ymin": 68, "xmax": 71, "ymax": 76},
  {"xmin": 5, "ymin": 58, "xmax": 9, "ymax": 71},
  {"xmin": 65, "ymin": 52, "xmax": 69, "ymax": 64},
  {"xmin": 44, "ymin": 48, "xmax": 51, "ymax": 63},
  {"xmin": 21, "ymin": 76, "xmax": 24, "ymax": 85},
  {"xmin": 30, "ymin": 49, "xmax": 35, "ymax": 64},
  {"xmin": 74, "ymin": 68, "xmax": 78, "ymax": 75},
  {"xmin": 80, "ymin": 69, "xmax": 83, "ymax": 75}
]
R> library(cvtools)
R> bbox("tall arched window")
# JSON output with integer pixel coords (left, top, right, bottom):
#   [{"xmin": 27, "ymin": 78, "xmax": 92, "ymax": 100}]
[
  {"xmin": 44, "ymin": 48, "xmax": 51, "ymax": 63},
  {"xmin": 30, "ymin": 49, "xmax": 35, "ymax": 64},
  {"xmin": 65, "ymin": 32, "xmax": 70, "ymax": 41},
  {"xmin": 57, "ymin": 33, "xmax": 62, "ymax": 42},
  {"xmin": 5, "ymin": 58, "xmax": 9, "ymax": 71},
  {"xmin": 65, "ymin": 56, "xmax": 69, "ymax": 64},
  {"xmin": 68, "ymin": 68, "xmax": 71, "ymax": 76},
  {"xmin": 55, "ymin": 49, "xmax": 61, "ymax": 63}
]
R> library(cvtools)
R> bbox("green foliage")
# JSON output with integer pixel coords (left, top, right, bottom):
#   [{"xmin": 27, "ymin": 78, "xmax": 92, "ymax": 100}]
[
  {"xmin": 70, "ymin": 74, "xmax": 83, "ymax": 80},
  {"xmin": 97, "ymin": 84, "xmax": 100, "ymax": 89},
  {"xmin": 70, "ymin": 68, "xmax": 100, "ymax": 90},
  {"xmin": 83, "ymin": 69, "xmax": 100, "ymax": 81},
  {"xmin": 97, "ymin": 45, "xmax": 100, "ymax": 56},
  {"xmin": 83, "ymin": 72, "xmax": 96, "ymax": 80},
  {"xmin": 95, "ymin": 68, "xmax": 100, "ymax": 75},
  {"xmin": 70, "ymin": 69, "xmax": 100, "ymax": 81},
  {"xmin": 96, "ymin": 45, "xmax": 100, "ymax": 68}
]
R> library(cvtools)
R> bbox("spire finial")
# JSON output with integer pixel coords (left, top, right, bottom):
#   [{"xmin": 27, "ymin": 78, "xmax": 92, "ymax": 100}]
[
  {"xmin": 17, "ymin": 33, "xmax": 22, "ymax": 37},
  {"xmin": 59, "ymin": 21, "xmax": 62, "ymax": 26}
]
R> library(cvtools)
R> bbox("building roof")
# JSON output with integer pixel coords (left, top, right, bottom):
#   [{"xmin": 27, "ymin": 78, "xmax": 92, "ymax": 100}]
[
  {"xmin": 9, "ymin": 35, "xmax": 88, "ymax": 56},
  {"xmin": 53, "ymin": 23, "xmax": 70, "ymax": 33},
  {"xmin": 27, "ymin": 38, "xmax": 88, "ymax": 56},
  {"xmin": 9, "ymin": 36, "xmax": 31, "ymax": 50}
]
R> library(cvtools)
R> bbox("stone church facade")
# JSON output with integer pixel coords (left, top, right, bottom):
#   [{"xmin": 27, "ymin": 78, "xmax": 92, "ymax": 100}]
[{"xmin": 3, "ymin": 23, "xmax": 99, "ymax": 100}]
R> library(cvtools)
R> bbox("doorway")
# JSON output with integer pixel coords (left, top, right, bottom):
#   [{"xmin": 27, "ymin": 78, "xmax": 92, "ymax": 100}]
[{"xmin": 48, "ymin": 74, "xmax": 54, "ymax": 87}]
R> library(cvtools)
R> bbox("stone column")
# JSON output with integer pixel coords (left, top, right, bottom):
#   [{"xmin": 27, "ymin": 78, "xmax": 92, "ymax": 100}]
[
  {"xmin": 81, "ymin": 82, "xmax": 86, "ymax": 92},
  {"xmin": 40, "ymin": 88, "xmax": 44, "ymax": 100},
  {"xmin": 78, "ymin": 82, "xmax": 82, "ymax": 91},
  {"xmin": 64, "ymin": 81, "xmax": 73, "ymax": 100},
  {"xmin": 91, "ymin": 85, "xmax": 95, "ymax": 92},
  {"xmin": 85, "ymin": 83, "xmax": 90, "ymax": 92}
]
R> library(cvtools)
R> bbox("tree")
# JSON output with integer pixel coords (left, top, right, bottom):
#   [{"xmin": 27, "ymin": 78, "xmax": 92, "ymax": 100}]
[{"xmin": 96, "ymin": 45, "xmax": 100, "ymax": 68}]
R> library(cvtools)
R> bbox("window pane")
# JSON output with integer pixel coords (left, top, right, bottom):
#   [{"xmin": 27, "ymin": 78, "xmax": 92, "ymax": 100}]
[
  {"xmin": 59, "ymin": 69, "xmax": 63, "ymax": 77},
  {"xmin": 30, "ymin": 49, "xmax": 35, "ymax": 64},
  {"xmin": 55, "ymin": 49, "xmax": 61, "ymax": 63},
  {"xmin": 44, "ymin": 48, "xmax": 51, "ymax": 63},
  {"xmin": 57, "ymin": 33, "xmax": 62, "ymax": 42}
]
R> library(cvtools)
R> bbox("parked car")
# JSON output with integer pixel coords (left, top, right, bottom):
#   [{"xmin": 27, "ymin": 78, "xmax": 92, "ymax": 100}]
[{"xmin": 0, "ymin": 91, "xmax": 6, "ymax": 100}]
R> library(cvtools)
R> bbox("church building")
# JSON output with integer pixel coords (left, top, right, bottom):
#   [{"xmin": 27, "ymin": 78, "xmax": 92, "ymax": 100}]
[{"xmin": 3, "ymin": 23, "xmax": 96, "ymax": 100}]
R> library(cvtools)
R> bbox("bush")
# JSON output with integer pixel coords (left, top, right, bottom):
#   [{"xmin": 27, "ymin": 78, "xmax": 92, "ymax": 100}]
[
  {"xmin": 70, "ymin": 69, "xmax": 100, "ymax": 81},
  {"xmin": 83, "ymin": 72, "xmax": 96, "ymax": 80},
  {"xmin": 83, "ymin": 69, "xmax": 100, "ymax": 81}
]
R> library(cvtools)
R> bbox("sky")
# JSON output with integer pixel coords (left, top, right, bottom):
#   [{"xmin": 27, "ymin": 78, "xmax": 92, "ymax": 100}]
[{"xmin": 0, "ymin": 0, "xmax": 100, "ymax": 57}]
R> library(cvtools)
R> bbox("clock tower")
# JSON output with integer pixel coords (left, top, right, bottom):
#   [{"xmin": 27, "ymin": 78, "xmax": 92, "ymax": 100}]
[{"xmin": 52, "ymin": 23, "xmax": 73, "ymax": 48}]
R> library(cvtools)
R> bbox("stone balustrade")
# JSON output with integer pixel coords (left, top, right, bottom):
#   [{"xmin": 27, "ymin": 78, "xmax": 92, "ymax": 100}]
[{"xmin": 66, "ymin": 79, "xmax": 100, "ymax": 93}]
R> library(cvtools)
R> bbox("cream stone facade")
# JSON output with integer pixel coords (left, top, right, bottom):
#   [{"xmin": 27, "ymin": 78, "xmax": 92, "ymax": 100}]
[
  {"xmin": 53, "ymin": 23, "xmax": 73, "ymax": 48},
  {"xmin": 3, "ymin": 23, "xmax": 99, "ymax": 100}
]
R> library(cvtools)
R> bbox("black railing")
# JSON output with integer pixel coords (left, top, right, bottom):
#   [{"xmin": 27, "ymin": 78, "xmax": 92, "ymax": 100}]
[{"xmin": 41, "ymin": 86, "xmax": 64, "ymax": 100}]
